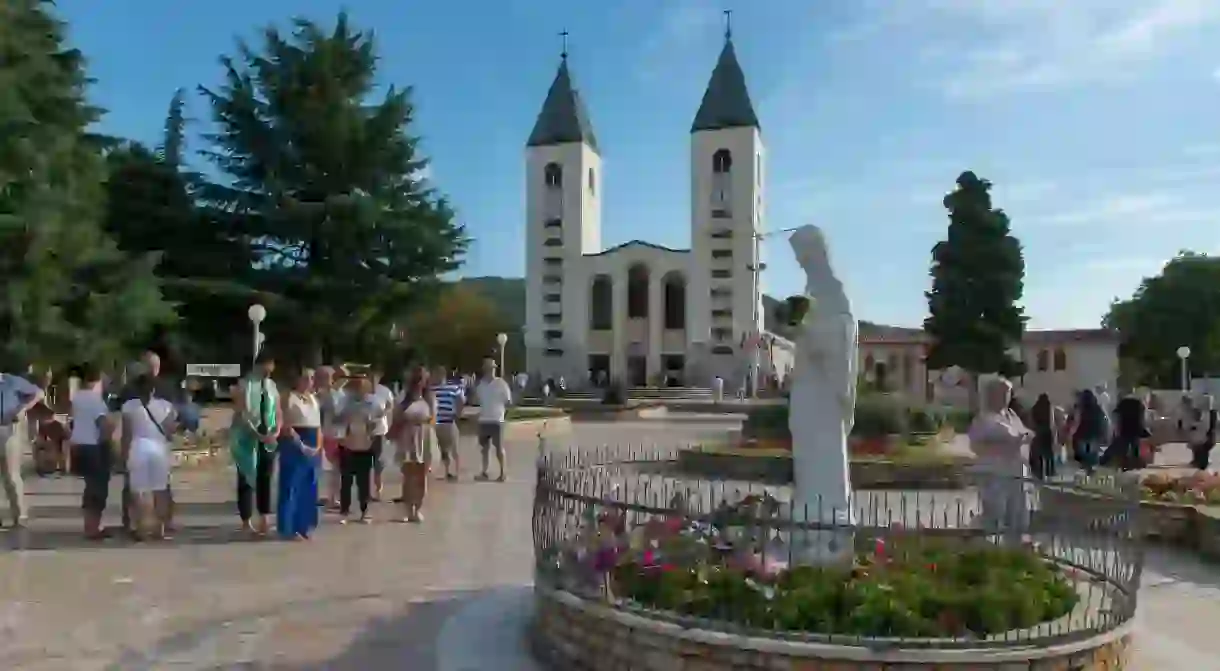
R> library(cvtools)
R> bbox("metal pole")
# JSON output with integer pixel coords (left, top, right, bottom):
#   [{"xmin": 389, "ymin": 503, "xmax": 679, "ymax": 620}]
[
  {"xmin": 252, "ymin": 324, "xmax": 260, "ymax": 369},
  {"xmin": 500, "ymin": 346, "xmax": 506, "ymax": 378},
  {"xmin": 1182, "ymin": 355, "xmax": 1189, "ymax": 392}
]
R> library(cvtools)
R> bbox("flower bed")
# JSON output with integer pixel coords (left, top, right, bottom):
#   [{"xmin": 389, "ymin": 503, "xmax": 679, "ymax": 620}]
[
  {"xmin": 553, "ymin": 504, "xmax": 1077, "ymax": 640},
  {"xmin": 1141, "ymin": 471, "xmax": 1220, "ymax": 505}
]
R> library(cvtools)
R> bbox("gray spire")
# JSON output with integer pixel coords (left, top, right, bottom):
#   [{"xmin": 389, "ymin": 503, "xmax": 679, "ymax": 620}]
[
  {"xmin": 527, "ymin": 55, "xmax": 599, "ymax": 152},
  {"xmin": 690, "ymin": 37, "xmax": 760, "ymax": 133}
]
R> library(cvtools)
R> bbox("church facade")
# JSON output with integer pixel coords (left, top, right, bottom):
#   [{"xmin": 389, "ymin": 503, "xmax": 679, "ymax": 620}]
[{"xmin": 523, "ymin": 33, "xmax": 771, "ymax": 388}]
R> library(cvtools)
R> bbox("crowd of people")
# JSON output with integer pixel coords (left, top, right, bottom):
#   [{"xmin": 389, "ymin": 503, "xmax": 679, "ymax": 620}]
[{"xmin": 0, "ymin": 351, "xmax": 517, "ymax": 541}]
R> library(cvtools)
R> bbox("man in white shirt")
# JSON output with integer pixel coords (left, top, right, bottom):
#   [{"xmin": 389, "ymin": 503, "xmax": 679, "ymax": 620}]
[
  {"xmin": 368, "ymin": 368, "xmax": 395, "ymax": 501},
  {"xmin": 0, "ymin": 367, "xmax": 44, "ymax": 528},
  {"xmin": 71, "ymin": 366, "xmax": 113, "ymax": 539},
  {"xmin": 475, "ymin": 358, "xmax": 513, "ymax": 482}
]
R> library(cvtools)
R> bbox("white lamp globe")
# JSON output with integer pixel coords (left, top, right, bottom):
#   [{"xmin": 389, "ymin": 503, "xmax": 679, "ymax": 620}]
[{"xmin": 248, "ymin": 304, "xmax": 267, "ymax": 324}]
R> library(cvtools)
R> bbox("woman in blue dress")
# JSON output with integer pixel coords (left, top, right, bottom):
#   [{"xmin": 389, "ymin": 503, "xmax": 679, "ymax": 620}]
[{"xmin": 277, "ymin": 368, "xmax": 321, "ymax": 539}]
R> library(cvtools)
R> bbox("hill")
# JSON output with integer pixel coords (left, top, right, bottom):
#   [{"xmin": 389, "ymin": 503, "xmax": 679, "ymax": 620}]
[{"xmin": 455, "ymin": 277, "xmax": 910, "ymax": 340}]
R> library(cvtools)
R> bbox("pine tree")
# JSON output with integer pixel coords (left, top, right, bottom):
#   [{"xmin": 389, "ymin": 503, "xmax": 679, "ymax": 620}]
[
  {"xmin": 924, "ymin": 171, "xmax": 1027, "ymax": 389},
  {"xmin": 0, "ymin": 0, "xmax": 173, "ymax": 370},
  {"xmin": 197, "ymin": 12, "xmax": 469, "ymax": 362}
]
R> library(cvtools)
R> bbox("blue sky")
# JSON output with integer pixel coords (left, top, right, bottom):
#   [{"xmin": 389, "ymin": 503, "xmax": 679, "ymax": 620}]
[{"xmin": 61, "ymin": 0, "xmax": 1220, "ymax": 329}]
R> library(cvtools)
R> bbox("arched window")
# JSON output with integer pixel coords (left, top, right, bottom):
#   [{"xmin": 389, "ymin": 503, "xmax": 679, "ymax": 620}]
[
  {"xmin": 1053, "ymin": 348, "xmax": 1067, "ymax": 371},
  {"xmin": 544, "ymin": 162, "xmax": 562, "ymax": 189},
  {"xmin": 662, "ymin": 272, "xmax": 686, "ymax": 330},
  {"xmin": 627, "ymin": 264, "xmax": 650, "ymax": 319},
  {"xmin": 1036, "ymin": 349, "xmax": 1049, "ymax": 372},
  {"xmin": 588, "ymin": 167, "xmax": 595, "ymax": 196},
  {"xmin": 712, "ymin": 149, "xmax": 732, "ymax": 174},
  {"xmin": 589, "ymin": 275, "xmax": 612, "ymax": 330}
]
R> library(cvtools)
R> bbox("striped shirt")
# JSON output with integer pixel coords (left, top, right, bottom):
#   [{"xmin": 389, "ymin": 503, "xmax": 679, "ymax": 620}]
[{"xmin": 432, "ymin": 383, "xmax": 462, "ymax": 424}]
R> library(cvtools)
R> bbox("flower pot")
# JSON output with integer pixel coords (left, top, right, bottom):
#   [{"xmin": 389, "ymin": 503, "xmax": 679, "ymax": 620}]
[{"xmin": 849, "ymin": 434, "xmax": 898, "ymax": 455}]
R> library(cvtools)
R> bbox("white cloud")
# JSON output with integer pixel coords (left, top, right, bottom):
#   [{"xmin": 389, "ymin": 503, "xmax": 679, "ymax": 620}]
[{"xmin": 841, "ymin": 0, "xmax": 1220, "ymax": 98}]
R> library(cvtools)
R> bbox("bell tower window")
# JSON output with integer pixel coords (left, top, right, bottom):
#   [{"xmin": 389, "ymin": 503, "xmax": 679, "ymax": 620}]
[
  {"xmin": 544, "ymin": 162, "xmax": 563, "ymax": 189},
  {"xmin": 712, "ymin": 149, "xmax": 732, "ymax": 174}
]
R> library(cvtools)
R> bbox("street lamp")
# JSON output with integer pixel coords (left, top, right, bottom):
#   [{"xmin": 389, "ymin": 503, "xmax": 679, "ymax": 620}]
[
  {"xmin": 496, "ymin": 332, "xmax": 508, "ymax": 376},
  {"xmin": 746, "ymin": 226, "xmax": 802, "ymax": 398},
  {"xmin": 1177, "ymin": 346, "xmax": 1191, "ymax": 392},
  {"xmin": 248, "ymin": 303, "xmax": 266, "ymax": 368}
]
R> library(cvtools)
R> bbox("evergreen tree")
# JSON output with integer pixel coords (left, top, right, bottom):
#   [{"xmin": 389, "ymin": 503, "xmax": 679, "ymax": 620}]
[
  {"xmin": 924, "ymin": 171, "xmax": 1027, "ymax": 389},
  {"xmin": 197, "ymin": 12, "xmax": 469, "ymax": 362},
  {"xmin": 0, "ymin": 0, "xmax": 173, "ymax": 370},
  {"xmin": 102, "ymin": 93, "xmax": 259, "ymax": 363}
]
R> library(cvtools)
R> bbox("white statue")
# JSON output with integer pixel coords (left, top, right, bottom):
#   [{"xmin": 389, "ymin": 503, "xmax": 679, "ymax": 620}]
[{"xmin": 788, "ymin": 225, "xmax": 856, "ymax": 564}]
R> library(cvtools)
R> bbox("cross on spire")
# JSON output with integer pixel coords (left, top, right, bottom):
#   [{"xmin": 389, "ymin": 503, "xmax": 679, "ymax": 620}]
[
  {"xmin": 723, "ymin": 9, "xmax": 732, "ymax": 40},
  {"xmin": 560, "ymin": 30, "xmax": 569, "ymax": 59}
]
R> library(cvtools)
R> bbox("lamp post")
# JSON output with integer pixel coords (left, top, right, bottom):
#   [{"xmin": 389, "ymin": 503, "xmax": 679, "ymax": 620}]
[
  {"xmin": 746, "ymin": 226, "xmax": 802, "ymax": 398},
  {"xmin": 247, "ymin": 303, "xmax": 266, "ymax": 368},
  {"xmin": 1177, "ymin": 346, "xmax": 1191, "ymax": 392},
  {"xmin": 496, "ymin": 332, "xmax": 508, "ymax": 377}
]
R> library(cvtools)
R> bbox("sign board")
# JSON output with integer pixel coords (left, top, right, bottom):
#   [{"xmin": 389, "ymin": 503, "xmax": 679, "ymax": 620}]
[{"xmin": 186, "ymin": 364, "xmax": 242, "ymax": 378}]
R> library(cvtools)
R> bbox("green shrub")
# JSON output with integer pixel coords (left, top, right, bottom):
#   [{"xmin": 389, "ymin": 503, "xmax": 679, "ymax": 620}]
[
  {"xmin": 601, "ymin": 379, "xmax": 627, "ymax": 405},
  {"xmin": 941, "ymin": 407, "xmax": 973, "ymax": 433},
  {"xmin": 851, "ymin": 395, "xmax": 908, "ymax": 437},
  {"xmin": 742, "ymin": 405, "xmax": 790, "ymax": 438},
  {"xmin": 906, "ymin": 405, "xmax": 941, "ymax": 434}
]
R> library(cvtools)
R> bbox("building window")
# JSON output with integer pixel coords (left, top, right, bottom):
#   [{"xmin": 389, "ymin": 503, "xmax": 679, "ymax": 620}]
[
  {"xmin": 627, "ymin": 264, "xmax": 649, "ymax": 319},
  {"xmin": 542, "ymin": 274, "xmax": 562, "ymax": 285},
  {"xmin": 1053, "ymin": 348, "xmax": 1067, "ymax": 371},
  {"xmin": 711, "ymin": 207, "xmax": 731, "ymax": 219},
  {"xmin": 712, "ymin": 149, "xmax": 732, "ymax": 174},
  {"xmin": 544, "ymin": 348, "xmax": 564, "ymax": 357},
  {"xmin": 710, "ymin": 229, "xmax": 733, "ymax": 239},
  {"xmin": 712, "ymin": 308, "xmax": 732, "ymax": 319},
  {"xmin": 544, "ymin": 257, "xmax": 562, "ymax": 268},
  {"xmin": 711, "ymin": 269, "xmax": 731, "ymax": 279},
  {"xmin": 543, "ymin": 314, "xmax": 562, "ymax": 324},
  {"xmin": 544, "ymin": 162, "xmax": 562, "ymax": 188},
  {"xmin": 544, "ymin": 329, "xmax": 563, "ymax": 340},
  {"xmin": 544, "ymin": 218, "xmax": 561, "ymax": 229},
  {"xmin": 711, "ymin": 249, "xmax": 732, "ymax": 259},
  {"xmin": 543, "ymin": 237, "xmax": 563, "ymax": 247},
  {"xmin": 663, "ymin": 273, "xmax": 686, "ymax": 330},
  {"xmin": 1036, "ymin": 349, "xmax": 1049, "ymax": 372},
  {"xmin": 588, "ymin": 167, "xmax": 595, "ymax": 196},
  {"xmin": 711, "ymin": 327, "xmax": 731, "ymax": 342},
  {"xmin": 589, "ymin": 275, "xmax": 612, "ymax": 330},
  {"xmin": 710, "ymin": 287, "xmax": 731, "ymax": 298},
  {"xmin": 544, "ymin": 293, "xmax": 561, "ymax": 303},
  {"xmin": 711, "ymin": 345, "xmax": 735, "ymax": 355}
]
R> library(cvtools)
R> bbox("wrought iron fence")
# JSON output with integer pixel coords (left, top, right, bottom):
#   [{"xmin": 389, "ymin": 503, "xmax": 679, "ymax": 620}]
[{"xmin": 532, "ymin": 445, "xmax": 1143, "ymax": 649}]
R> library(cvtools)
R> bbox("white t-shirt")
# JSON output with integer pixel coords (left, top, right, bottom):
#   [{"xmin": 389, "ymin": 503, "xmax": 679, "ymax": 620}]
[
  {"xmin": 70, "ymin": 389, "xmax": 110, "ymax": 445},
  {"xmin": 476, "ymin": 377, "xmax": 513, "ymax": 423},
  {"xmin": 120, "ymin": 397, "xmax": 175, "ymax": 444},
  {"xmin": 371, "ymin": 384, "xmax": 395, "ymax": 436}
]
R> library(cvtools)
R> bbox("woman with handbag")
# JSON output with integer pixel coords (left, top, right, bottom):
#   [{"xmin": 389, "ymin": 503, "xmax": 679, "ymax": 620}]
[
  {"xmin": 119, "ymin": 374, "xmax": 177, "ymax": 540},
  {"xmin": 277, "ymin": 368, "xmax": 321, "ymax": 540},
  {"xmin": 392, "ymin": 366, "xmax": 435, "ymax": 524}
]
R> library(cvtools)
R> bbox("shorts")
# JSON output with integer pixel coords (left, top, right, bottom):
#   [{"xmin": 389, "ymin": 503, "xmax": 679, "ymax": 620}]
[
  {"xmin": 127, "ymin": 437, "xmax": 171, "ymax": 494},
  {"xmin": 75, "ymin": 443, "xmax": 112, "ymax": 512},
  {"xmin": 436, "ymin": 423, "xmax": 460, "ymax": 462},
  {"xmin": 477, "ymin": 422, "xmax": 503, "ymax": 452}
]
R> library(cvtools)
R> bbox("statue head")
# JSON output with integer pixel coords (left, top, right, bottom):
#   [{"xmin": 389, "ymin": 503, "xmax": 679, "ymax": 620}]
[{"xmin": 789, "ymin": 225, "xmax": 851, "ymax": 316}]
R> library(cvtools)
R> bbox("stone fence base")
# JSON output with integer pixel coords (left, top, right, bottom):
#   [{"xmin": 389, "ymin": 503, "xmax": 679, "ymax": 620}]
[{"xmin": 532, "ymin": 587, "xmax": 1132, "ymax": 671}]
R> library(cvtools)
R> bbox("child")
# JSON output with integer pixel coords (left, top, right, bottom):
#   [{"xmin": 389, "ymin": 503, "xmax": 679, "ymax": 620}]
[{"xmin": 337, "ymin": 378, "xmax": 382, "ymax": 524}]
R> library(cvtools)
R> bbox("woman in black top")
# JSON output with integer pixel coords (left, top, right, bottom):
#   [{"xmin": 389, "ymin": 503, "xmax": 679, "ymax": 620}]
[
  {"xmin": 1189, "ymin": 395, "xmax": 1217, "ymax": 470},
  {"xmin": 1029, "ymin": 394, "xmax": 1057, "ymax": 480},
  {"xmin": 1071, "ymin": 390, "xmax": 1108, "ymax": 472}
]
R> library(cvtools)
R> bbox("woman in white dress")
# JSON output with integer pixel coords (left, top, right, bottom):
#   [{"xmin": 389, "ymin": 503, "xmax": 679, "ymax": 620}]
[
  {"xmin": 120, "ymin": 374, "xmax": 177, "ymax": 540},
  {"xmin": 967, "ymin": 377, "xmax": 1034, "ymax": 545},
  {"xmin": 392, "ymin": 366, "xmax": 435, "ymax": 523}
]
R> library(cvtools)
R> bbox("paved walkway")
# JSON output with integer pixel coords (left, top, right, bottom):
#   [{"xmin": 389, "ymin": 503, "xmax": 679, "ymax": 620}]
[{"xmin": 0, "ymin": 419, "xmax": 1216, "ymax": 669}]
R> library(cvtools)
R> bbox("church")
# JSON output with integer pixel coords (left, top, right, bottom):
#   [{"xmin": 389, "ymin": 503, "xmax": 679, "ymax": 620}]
[{"xmin": 523, "ymin": 28, "xmax": 776, "ymax": 388}]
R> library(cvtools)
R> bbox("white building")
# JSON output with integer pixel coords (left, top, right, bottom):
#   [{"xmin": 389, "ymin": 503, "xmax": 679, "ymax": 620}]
[
  {"xmin": 523, "ymin": 32, "xmax": 769, "ymax": 387},
  {"xmin": 858, "ymin": 327, "xmax": 1120, "ymax": 408}
]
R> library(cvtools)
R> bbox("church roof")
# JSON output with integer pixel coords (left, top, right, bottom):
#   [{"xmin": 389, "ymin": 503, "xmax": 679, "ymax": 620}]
[
  {"xmin": 691, "ymin": 37, "xmax": 760, "ymax": 133},
  {"xmin": 583, "ymin": 240, "xmax": 689, "ymax": 257},
  {"xmin": 527, "ymin": 56, "xmax": 599, "ymax": 152}
]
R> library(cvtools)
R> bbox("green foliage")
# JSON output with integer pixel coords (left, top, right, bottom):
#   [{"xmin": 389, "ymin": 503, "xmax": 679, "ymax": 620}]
[
  {"xmin": 612, "ymin": 537, "xmax": 1078, "ymax": 638},
  {"xmin": 742, "ymin": 404, "xmax": 789, "ymax": 438},
  {"xmin": 924, "ymin": 172, "xmax": 1027, "ymax": 378},
  {"xmin": 0, "ymin": 1, "xmax": 173, "ymax": 369},
  {"xmin": 1104, "ymin": 253, "xmax": 1220, "ymax": 387},
  {"xmin": 772, "ymin": 295, "xmax": 811, "ymax": 328},
  {"xmin": 196, "ymin": 12, "xmax": 469, "ymax": 362},
  {"xmin": 851, "ymin": 395, "xmax": 908, "ymax": 437},
  {"xmin": 905, "ymin": 404, "xmax": 941, "ymax": 434}
]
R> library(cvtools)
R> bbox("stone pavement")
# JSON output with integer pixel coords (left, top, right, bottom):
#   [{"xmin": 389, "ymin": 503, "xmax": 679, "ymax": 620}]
[{"xmin": 0, "ymin": 418, "xmax": 1217, "ymax": 669}]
